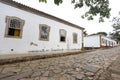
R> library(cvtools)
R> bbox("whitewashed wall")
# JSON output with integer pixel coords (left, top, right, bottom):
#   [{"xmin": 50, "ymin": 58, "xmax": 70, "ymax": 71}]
[
  {"xmin": 0, "ymin": 3, "xmax": 83, "ymax": 53},
  {"xmin": 84, "ymin": 35, "xmax": 100, "ymax": 48},
  {"xmin": 101, "ymin": 36, "xmax": 107, "ymax": 46},
  {"xmin": 84, "ymin": 35, "xmax": 117, "ymax": 48},
  {"xmin": 101, "ymin": 36, "xmax": 117, "ymax": 47}
]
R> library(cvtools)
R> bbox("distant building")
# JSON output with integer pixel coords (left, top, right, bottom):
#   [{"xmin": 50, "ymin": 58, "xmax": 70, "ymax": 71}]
[
  {"xmin": 0, "ymin": 0, "xmax": 84, "ymax": 53},
  {"xmin": 84, "ymin": 34, "xmax": 117, "ymax": 49}
]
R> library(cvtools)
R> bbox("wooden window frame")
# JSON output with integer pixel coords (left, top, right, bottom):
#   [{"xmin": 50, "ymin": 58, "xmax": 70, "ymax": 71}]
[
  {"xmin": 39, "ymin": 24, "xmax": 50, "ymax": 41},
  {"xmin": 5, "ymin": 16, "xmax": 25, "ymax": 39}
]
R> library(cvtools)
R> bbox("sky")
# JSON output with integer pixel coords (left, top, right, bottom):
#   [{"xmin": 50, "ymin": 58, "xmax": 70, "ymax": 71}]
[{"xmin": 13, "ymin": 0, "xmax": 120, "ymax": 35}]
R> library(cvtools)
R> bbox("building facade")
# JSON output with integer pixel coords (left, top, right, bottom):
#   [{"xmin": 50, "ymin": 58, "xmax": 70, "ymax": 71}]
[
  {"xmin": 0, "ymin": 0, "xmax": 84, "ymax": 53},
  {"xmin": 84, "ymin": 34, "xmax": 117, "ymax": 48}
]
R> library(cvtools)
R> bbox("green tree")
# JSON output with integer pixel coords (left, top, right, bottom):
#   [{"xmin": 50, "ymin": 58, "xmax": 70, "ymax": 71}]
[
  {"xmin": 39, "ymin": 0, "xmax": 111, "ymax": 22},
  {"xmin": 97, "ymin": 32, "xmax": 107, "ymax": 36},
  {"xmin": 110, "ymin": 16, "xmax": 120, "ymax": 43}
]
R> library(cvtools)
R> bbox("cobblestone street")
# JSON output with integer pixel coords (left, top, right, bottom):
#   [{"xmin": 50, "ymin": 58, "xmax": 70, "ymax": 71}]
[{"xmin": 0, "ymin": 46, "xmax": 120, "ymax": 80}]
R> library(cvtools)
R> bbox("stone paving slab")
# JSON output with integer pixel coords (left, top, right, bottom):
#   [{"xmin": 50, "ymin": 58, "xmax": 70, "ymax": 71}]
[
  {"xmin": 0, "ymin": 72, "xmax": 16, "ymax": 79},
  {"xmin": 1, "ymin": 70, "xmax": 33, "ymax": 80},
  {"xmin": 82, "ymin": 65, "xmax": 101, "ymax": 73}
]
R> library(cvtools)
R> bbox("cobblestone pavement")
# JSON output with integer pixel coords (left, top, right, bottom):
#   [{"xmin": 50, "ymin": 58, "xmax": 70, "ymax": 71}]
[
  {"xmin": 0, "ymin": 46, "xmax": 120, "ymax": 80},
  {"xmin": 107, "ymin": 55, "xmax": 120, "ymax": 80}
]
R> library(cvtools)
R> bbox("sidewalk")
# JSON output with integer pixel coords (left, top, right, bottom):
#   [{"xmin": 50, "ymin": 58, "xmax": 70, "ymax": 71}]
[{"xmin": 0, "ymin": 50, "xmax": 92, "ymax": 65}]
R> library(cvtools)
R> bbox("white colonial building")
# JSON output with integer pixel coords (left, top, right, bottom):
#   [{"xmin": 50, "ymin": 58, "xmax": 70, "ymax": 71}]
[
  {"xmin": 0, "ymin": 0, "xmax": 84, "ymax": 53},
  {"xmin": 84, "ymin": 34, "xmax": 117, "ymax": 48}
]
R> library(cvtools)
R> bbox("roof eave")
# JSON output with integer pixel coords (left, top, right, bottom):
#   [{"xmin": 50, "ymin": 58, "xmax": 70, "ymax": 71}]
[{"xmin": 0, "ymin": 0, "xmax": 84, "ymax": 30}]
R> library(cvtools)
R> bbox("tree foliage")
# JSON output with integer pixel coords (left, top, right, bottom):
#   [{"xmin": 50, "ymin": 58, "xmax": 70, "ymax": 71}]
[
  {"xmin": 97, "ymin": 32, "xmax": 107, "ymax": 36},
  {"xmin": 110, "ymin": 16, "xmax": 120, "ymax": 43},
  {"xmin": 39, "ymin": 0, "xmax": 111, "ymax": 22},
  {"xmin": 39, "ymin": 0, "xmax": 62, "ymax": 5}
]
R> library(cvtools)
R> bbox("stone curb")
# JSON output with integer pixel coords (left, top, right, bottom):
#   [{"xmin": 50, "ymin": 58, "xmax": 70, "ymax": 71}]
[{"xmin": 0, "ymin": 50, "xmax": 94, "ymax": 65}]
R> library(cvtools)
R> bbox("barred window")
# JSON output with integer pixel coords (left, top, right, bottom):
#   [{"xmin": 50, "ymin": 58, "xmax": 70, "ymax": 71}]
[
  {"xmin": 39, "ymin": 24, "xmax": 50, "ymax": 41},
  {"xmin": 5, "ymin": 16, "xmax": 25, "ymax": 38}
]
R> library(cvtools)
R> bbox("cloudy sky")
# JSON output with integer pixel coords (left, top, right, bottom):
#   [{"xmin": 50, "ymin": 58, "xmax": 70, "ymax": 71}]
[{"xmin": 14, "ymin": 0, "xmax": 120, "ymax": 35}]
